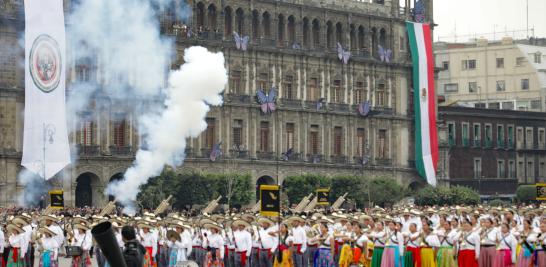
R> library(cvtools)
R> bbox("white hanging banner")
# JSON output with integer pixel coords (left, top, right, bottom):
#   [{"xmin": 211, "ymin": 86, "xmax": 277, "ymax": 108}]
[{"xmin": 22, "ymin": 0, "xmax": 70, "ymax": 179}]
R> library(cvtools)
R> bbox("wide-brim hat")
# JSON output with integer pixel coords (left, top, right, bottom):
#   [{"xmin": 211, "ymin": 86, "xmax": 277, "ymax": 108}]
[
  {"xmin": 12, "ymin": 217, "xmax": 29, "ymax": 227},
  {"xmin": 232, "ymin": 219, "xmax": 250, "ymax": 228},
  {"xmin": 167, "ymin": 230, "xmax": 181, "ymax": 241},
  {"xmin": 287, "ymin": 216, "xmax": 305, "ymax": 224},
  {"xmin": 200, "ymin": 218, "xmax": 215, "ymax": 227},
  {"xmin": 316, "ymin": 216, "xmax": 334, "ymax": 225},
  {"xmin": 6, "ymin": 224, "xmax": 24, "ymax": 234},
  {"xmin": 203, "ymin": 223, "xmax": 223, "ymax": 232},
  {"xmin": 40, "ymin": 215, "xmax": 58, "ymax": 223},
  {"xmin": 73, "ymin": 216, "xmax": 90, "ymax": 226},
  {"xmin": 73, "ymin": 222, "xmax": 90, "ymax": 231},
  {"xmin": 170, "ymin": 220, "xmax": 191, "ymax": 230},
  {"xmin": 241, "ymin": 214, "xmax": 256, "ymax": 222},
  {"xmin": 38, "ymin": 227, "xmax": 56, "ymax": 237},
  {"xmin": 257, "ymin": 217, "xmax": 275, "ymax": 226},
  {"xmin": 137, "ymin": 221, "xmax": 153, "ymax": 229}
]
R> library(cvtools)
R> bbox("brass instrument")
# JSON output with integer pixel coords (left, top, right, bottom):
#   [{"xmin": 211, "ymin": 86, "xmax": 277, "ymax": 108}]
[
  {"xmin": 292, "ymin": 193, "xmax": 313, "ymax": 213},
  {"xmin": 331, "ymin": 193, "xmax": 348, "ymax": 211},
  {"xmin": 303, "ymin": 197, "xmax": 318, "ymax": 212},
  {"xmin": 202, "ymin": 196, "xmax": 222, "ymax": 214},
  {"xmin": 154, "ymin": 195, "xmax": 173, "ymax": 215}
]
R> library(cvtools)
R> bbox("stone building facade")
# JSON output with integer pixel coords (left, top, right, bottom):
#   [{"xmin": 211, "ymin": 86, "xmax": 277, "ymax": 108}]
[
  {"xmin": 437, "ymin": 106, "xmax": 546, "ymax": 199},
  {"xmin": 0, "ymin": 0, "xmax": 432, "ymax": 207}
]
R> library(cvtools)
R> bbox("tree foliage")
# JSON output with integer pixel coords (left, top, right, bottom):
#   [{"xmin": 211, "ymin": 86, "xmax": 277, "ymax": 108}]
[
  {"xmin": 415, "ymin": 185, "xmax": 479, "ymax": 206},
  {"xmin": 137, "ymin": 171, "xmax": 252, "ymax": 210},
  {"xmin": 282, "ymin": 174, "xmax": 330, "ymax": 205},
  {"xmin": 516, "ymin": 185, "xmax": 536, "ymax": 203},
  {"xmin": 368, "ymin": 177, "xmax": 405, "ymax": 207}
]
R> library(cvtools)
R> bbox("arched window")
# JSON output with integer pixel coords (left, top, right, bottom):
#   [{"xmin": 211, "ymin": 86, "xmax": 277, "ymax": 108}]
[
  {"xmin": 302, "ymin": 18, "xmax": 310, "ymax": 47},
  {"xmin": 358, "ymin": 26, "xmax": 366, "ymax": 49},
  {"xmin": 379, "ymin": 28, "xmax": 387, "ymax": 47},
  {"xmin": 196, "ymin": 2, "xmax": 205, "ymax": 28},
  {"xmin": 252, "ymin": 10, "xmax": 260, "ymax": 40},
  {"xmin": 312, "ymin": 19, "xmax": 320, "ymax": 47},
  {"xmin": 236, "ymin": 8, "xmax": 244, "ymax": 34},
  {"xmin": 336, "ymin": 22, "xmax": 343, "ymax": 46},
  {"xmin": 350, "ymin": 24, "xmax": 356, "ymax": 50},
  {"xmin": 224, "ymin": 7, "xmax": 233, "ymax": 36},
  {"xmin": 326, "ymin": 21, "xmax": 333, "ymax": 48},
  {"xmin": 263, "ymin": 12, "xmax": 271, "ymax": 39},
  {"xmin": 278, "ymin": 14, "xmax": 285, "ymax": 45},
  {"xmin": 287, "ymin": 16, "xmax": 296, "ymax": 45},
  {"xmin": 207, "ymin": 4, "xmax": 217, "ymax": 31},
  {"xmin": 371, "ymin": 27, "xmax": 378, "ymax": 57}
]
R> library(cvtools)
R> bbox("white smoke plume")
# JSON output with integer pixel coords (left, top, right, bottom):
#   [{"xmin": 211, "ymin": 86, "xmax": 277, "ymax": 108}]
[
  {"xmin": 17, "ymin": 168, "xmax": 50, "ymax": 207},
  {"xmin": 107, "ymin": 46, "xmax": 227, "ymax": 213}
]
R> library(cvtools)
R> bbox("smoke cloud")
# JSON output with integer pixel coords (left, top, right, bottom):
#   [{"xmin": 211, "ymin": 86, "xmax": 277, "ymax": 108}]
[
  {"xmin": 17, "ymin": 168, "xmax": 50, "ymax": 207},
  {"xmin": 107, "ymin": 46, "xmax": 227, "ymax": 213}
]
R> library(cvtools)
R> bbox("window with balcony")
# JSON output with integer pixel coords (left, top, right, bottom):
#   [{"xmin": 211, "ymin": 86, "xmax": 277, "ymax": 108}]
[
  {"xmin": 286, "ymin": 123, "xmax": 294, "ymax": 151},
  {"xmin": 312, "ymin": 19, "xmax": 320, "ymax": 47},
  {"xmin": 507, "ymin": 126, "xmax": 514, "ymax": 148},
  {"xmin": 376, "ymin": 81, "xmax": 386, "ymax": 107},
  {"xmin": 497, "ymin": 160, "xmax": 505, "ymax": 178},
  {"xmin": 462, "ymin": 59, "xmax": 477, "ymax": 70},
  {"xmin": 302, "ymin": 18, "xmax": 309, "ymax": 47},
  {"xmin": 283, "ymin": 75, "xmax": 295, "ymax": 99},
  {"xmin": 331, "ymin": 80, "xmax": 343, "ymax": 103},
  {"xmin": 112, "ymin": 114, "xmax": 127, "ymax": 148},
  {"xmin": 229, "ymin": 70, "xmax": 242, "ymax": 94},
  {"xmin": 333, "ymin": 127, "xmax": 343, "ymax": 156},
  {"xmin": 326, "ymin": 22, "xmax": 334, "ymax": 48},
  {"xmin": 224, "ymin": 7, "xmax": 232, "ymax": 37},
  {"xmin": 447, "ymin": 122, "xmax": 456, "ymax": 146},
  {"xmin": 79, "ymin": 113, "xmax": 94, "ymax": 146},
  {"xmin": 468, "ymin": 82, "xmax": 478, "ymax": 93},
  {"xmin": 287, "ymin": 16, "xmax": 296, "ymax": 45},
  {"xmin": 474, "ymin": 158, "xmax": 482, "ymax": 179},
  {"xmin": 508, "ymin": 160, "xmax": 515, "ymax": 178},
  {"xmin": 527, "ymin": 161, "xmax": 534, "ymax": 180},
  {"xmin": 539, "ymin": 129, "xmax": 545, "ymax": 148},
  {"xmin": 196, "ymin": 3, "xmax": 205, "ymax": 29},
  {"xmin": 521, "ymin": 79, "xmax": 530, "ymax": 90},
  {"xmin": 204, "ymin": 118, "xmax": 216, "ymax": 149},
  {"xmin": 496, "ymin": 80, "xmax": 505, "ymax": 92},
  {"xmin": 358, "ymin": 26, "xmax": 366, "ymax": 50},
  {"xmin": 518, "ymin": 161, "xmax": 524, "ymax": 179},
  {"xmin": 308, "ymin": 78, "xmax": 319, "ymax": 101},
  {"xmin": 354, "ymin": 81, "xmax": 365, "ymax": 104},
  {"xmin": 235, "ymin": 8, "xmax": 245, "ymax": 35},
  {"xmin": 356, "ymin": 128, "xmax": 366, "ymax": 157},
  {"xmin": 517, "ymin": 127, "xmax": 524, "ymax": 148},
  {"xmin": 309, "ymin": 125, "xmax": 319, "ymax": 155},
  {"xmin": 485, "ymin": 124, "xmax": 492, "ymax": 147},
  {"xmin": 259, "ymin": 121, "xmax": 270, "ymax": 152},
  {"xmin": 497, "ymin": 125, "xmax": 504, "ymax": 147},
  {"xmin": 262, "ymin": 12, "xmax": 271, "ymax": 39},
  {"xmin": 277, "ymin": 14, "xmax": 285, "ymax": 45},
  {"xmin": 336, "ymin": 23, "xmax": 344, "ymax": 46},
  {"xmin": 258, "ymin": 73, "xmax": 268, "ymax": 90},
  {"xmin": 462, "ymin": 123, "xmax": 470, "ymax": 146},
  {"xmin": 251, "ymin": 10, "xmax": 259, "ymax": 40},
  {"xmin": 526, "ymin": 128, "xmax": 534, "ymax": 149},
  {"xmin": 232, "ymin": 119, "xmax": 243, "ymax": 149},
  {"xmin": 473, "ymin": 124, "xmax": 481, "ymax": 146},
  {"xmin": 208, "ymin": 5, "xmax": 217, "ymax": 31},
  {"xmin": 377, "ymin": 129, "xmax": 388, "ymax": 159}
]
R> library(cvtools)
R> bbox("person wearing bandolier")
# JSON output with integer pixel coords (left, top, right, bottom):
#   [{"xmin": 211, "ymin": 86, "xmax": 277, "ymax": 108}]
[{"xmin": 121, "ymin": 226, "xmax": 146, "ymax": 267}]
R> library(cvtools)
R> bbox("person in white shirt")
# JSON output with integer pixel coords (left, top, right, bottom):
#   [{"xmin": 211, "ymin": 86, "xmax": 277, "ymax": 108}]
[
  {"xmin": 139, "ymin": 223, "xmax": 157, "ymax": 267},
  {"xmin": 458, "ymin": 219, "xmax": 480, "ymax": 267},
  {"xmin": 494, "ymin": 223, "xmax": 516, "ymax": 267},
  {"xmin": 515, "ymin": 219, "xmax": 535, "ymax": 267},
  {"xmin": 6, "ymin": 224, "xmax": 26, "ymax": 266},
  {"xmin": 70, "ymin": 223, "xmax": 92, "ymax": 267},
  {"xmin": 529, "ymin": 221, "xmax": 546, "ymax": 266},
  {"xmin": 437, "ymin": 220, "xmax": 458, "ymax": 267},
  {"xmin": 380, "ymin": 219, "xmax": 404, "ymax": 267},
  {"xmin": 0, "ymin": 225, "xmax": 4, "ymax": 267},
  {"xmin": 311, "ymin": 221, "xmax": 335, "ymax": 267},
  {"xmin": 223, "ymin": 223, "xmax": 236, "ymax": 267},
  {"xmin": 204, "ymin": 223, "xmax": 225, "ymax": 267},
  {"xmin": 420, "ymin": 220, "xmax": 440, "ymax": 267},
  {"xmin": 167, "ymin": 221, "xmax": 192, "ymax": 265},
  {"xmin": 290, "ymin": 216, "xmax": 307, "ymax": 267},
  {"xmin": 404, "ymin": 223, "xmax": 420, "ymax": 267},
  {"xmin": 37, "ymin": 227, "xmax": 60, "ymax": 266},
  {"xmin": 479, "ymin": 218, "xmax": 498, "ymax": 267},
  {"xmin": 370, "ymin": 221, "xmax": 387, "ymax": 265},
  {"xmin": 256, "ymin": 217, "xmax": 278, "ymax": 267},
  {"xmin": 233, "ymin": 220, "xmax": 252, "ymax": 267}
]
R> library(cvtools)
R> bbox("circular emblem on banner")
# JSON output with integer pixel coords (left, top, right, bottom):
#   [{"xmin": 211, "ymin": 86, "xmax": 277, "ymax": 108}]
[{"xmin": 29, "ymin": 34, "xmax": 62, "ymax": 93}]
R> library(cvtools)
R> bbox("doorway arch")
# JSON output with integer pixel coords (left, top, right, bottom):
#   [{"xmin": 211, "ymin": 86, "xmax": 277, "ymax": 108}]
[{"xmin": 75, "ymin": 172, "xmax": 100, "ymax": 207}]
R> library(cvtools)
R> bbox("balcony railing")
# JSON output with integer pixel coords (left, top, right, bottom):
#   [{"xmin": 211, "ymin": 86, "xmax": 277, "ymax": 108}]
[
  {"xmin": 448, "ymin": 137, "xmax": 455, "ymax": 146},
  {"xmin": 462, "ymin": 138, "xmax": 470, "ymax": 147},
  {"xmin": 229, "ymin": 149, "xmax": 249, "ymax": 159},
  {"xmin": 77, "ymin": 145, "xmax": 100, "ymax": 156},
  {"xmin": 200, "ymin": 148, "xmax": 211, "ymax": 158},
  {"xmin": 473, "ymin": 139, "xmax": 481, "ymax": 147},
  {"xmin": 109, "ymin": 145, "xmax": 132, "ymax": 156},
  {"xmin": 375, "ymin": 158, "xmax": 392, "ymax": 166},
  {"xmin": 256, "ymin": 151, "xmax": 275, "ymax": 160},
  {"xmin": 484, "ymin": 138, "xmax": 493, "ymax": 148},
  {"xmin": 307, "ymin": 154, "xmax": 324, "ymax": 163},
  {"xmin": 330, "ymin": 155, "xmax": 348, "ymax": 164},
  {"xmin": 507, "ymin": 140, "xmax": 514, "ymax": 149},
  {"xmin": 280, "ymin": 98, "xmax": 302, "ymax": 109},
  {"xmin": 497, "ymin": 139, "xmax": 505, "ymax": 148}
]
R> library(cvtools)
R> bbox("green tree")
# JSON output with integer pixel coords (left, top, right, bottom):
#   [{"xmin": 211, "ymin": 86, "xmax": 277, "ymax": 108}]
[
  {"xmin": 368, "ymin": 177, "xmax": 404, "ymax": 207},
  {"xmin": 516, "ymin": 185, "xmax": 536, "ymax": 203},
  {"xmin": 415, "ymin": 185, "xmax": 479, "ymax": 206},
  {"xmin": 450, "ymin": 186, "xmax": 480, "ymax": 205},
  {"xmin": 283, "ymin": 175, "xmax": 330, "ymax": 205},
  {"xmin": 331, "ymin": 175, "xmax": 366, "ymax": 207},
  {"xmin": 213, "ymin": 173, "xmax": 253, "ymax": 207},
  {"xmin": 415, "ymin": 186, "xmax": 439, "ymax": 206}
]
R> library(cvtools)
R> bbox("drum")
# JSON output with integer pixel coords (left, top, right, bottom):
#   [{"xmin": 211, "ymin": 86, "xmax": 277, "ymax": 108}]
[
  {"xmin": 177, "ymin": 261, "xmax": 199, "ymax": 267},
  {"xmin": 65, "ymin": 246, "xmax": 83, "ymax": 256}
]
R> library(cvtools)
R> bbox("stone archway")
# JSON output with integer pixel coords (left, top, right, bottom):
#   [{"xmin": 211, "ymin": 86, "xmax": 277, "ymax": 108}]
[
  {"xmin": 108, "ymin": 173, "xmax": 124, "ymax": 201},
  {"xmin": 255, "ymin": 175, "xmax": 276, "ymax": 201},
  {"xmin": 75, "ymin": 172, "xmax": 100, "ymax": 207}
]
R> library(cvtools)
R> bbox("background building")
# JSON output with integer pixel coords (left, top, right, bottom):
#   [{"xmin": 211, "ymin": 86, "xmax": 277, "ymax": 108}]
[
  {"xmin": 0, "ymin": 0, "xmax": 432, "ymax": 207},
  {"xmin": 435, "ymin": 37, "xmax": 546, "ymax": 111},
  {"xmin": 437, "ymin": 106, "xmax": 546, "ymax": 199}
]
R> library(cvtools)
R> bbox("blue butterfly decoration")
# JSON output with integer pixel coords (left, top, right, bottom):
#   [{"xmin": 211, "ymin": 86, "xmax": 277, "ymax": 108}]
[
  {"xmin": 337, "ymin": 43, "xmax": 351, "ymax": 64},
  {"xmin": 282, "ymin": 148, "xmax": 294, "ymax": 161},
  {"xmin": 316, "ymin": 98, "xmax": 326, "ymax": 111},
  {"xmin": 233, "ymin": 31, "xmax": 249, "ymax": 51},
  {"xmin": 256, "ymin": 87, "xmax": 277, "ymax": 114},
  {"xmin": 357, "ymin": 100, "xmax": 380, "ymax": 117},
  {"xmin": 378, "ymin": 45, "xmax": 392, "ymax": 63},
  {"xmin": 209, "ymin": 141, "xmax": 222, "ymax": 161},
  {"xmin": 414, "ymin": 0, "xmax": 426, "ymax": 23}
]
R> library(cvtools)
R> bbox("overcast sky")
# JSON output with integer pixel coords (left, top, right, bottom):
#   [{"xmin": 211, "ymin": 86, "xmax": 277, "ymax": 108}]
[{"xmin": 431, "ymin": 0, "xmax": 546, "ymax": 42}]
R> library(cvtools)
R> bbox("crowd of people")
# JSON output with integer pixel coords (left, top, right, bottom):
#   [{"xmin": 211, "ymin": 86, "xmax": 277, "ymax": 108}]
[{"xmin": 0, "ymin": 204, "xmax": 545, "ymax": 267}]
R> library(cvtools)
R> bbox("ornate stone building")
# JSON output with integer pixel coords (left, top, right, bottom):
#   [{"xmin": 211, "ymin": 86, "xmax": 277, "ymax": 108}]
[{"xmin": 0, "ymin": 0, "xmax": 432, "ymax": 207}]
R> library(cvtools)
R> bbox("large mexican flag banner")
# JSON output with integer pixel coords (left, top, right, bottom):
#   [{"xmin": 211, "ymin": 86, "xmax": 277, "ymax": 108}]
[{"xmin": 406, "ymin": 22, "xmax": 438, "ymax": 186}]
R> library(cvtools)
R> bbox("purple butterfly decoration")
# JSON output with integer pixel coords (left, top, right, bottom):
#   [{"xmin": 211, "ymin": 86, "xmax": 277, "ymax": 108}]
[
  {"xmin": 316, "ymin": 98, "xmax": 326, "ymax": 111},
  {"xmin": 413, "ymin": 0, "xmax": 426, "ymax": 23},
  {"xmin": 282, "ymin": 148, "xmax": 294, "ymax": 161},
  {"xmin": 361, "ymin": 155, "xmax": 370, "ymax": 166},
  {"xmin": 186, "ymin": 28, "xmax": 194, "ymax": 38},
  {"xmin": 337, "ymin": 43, "xmax": 351, "ymax": 64},
  {"xmin": 256, "ymin": 88, "xmax": 277, "ymax": 114},
  {"xmin": 378, "ymin": 45, "xmax": 392, "ymax": 63},
  {"xmin": 358, "ymin": 100, "xmax": 371, "ymax": 117},
  {"xmin": 311, "ymin": 155, "xmax": 320, "ymax": 164},
  {"xmin": 291, "ymin": 43, "xmax": 301, "ymax": 50},
  {"xmin": 233, "ymin": 31, "xmax": 249, "ymax": 51},
  {"xmin": 209, "ymin": 141, "xmax": 222, "ymax": 161}
]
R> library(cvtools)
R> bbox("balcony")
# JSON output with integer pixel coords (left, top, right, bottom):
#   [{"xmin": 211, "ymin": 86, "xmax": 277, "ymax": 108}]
[
  {"xmin": 200, "ymin": 148, "xmax": 212, "ymax": 158},
  {"xmin": 448, "ymin": 136, "xmax": 456, "ymax": 146},
  {"xmin": 462, "ymin": 138, "xmax": 470, "ymax": 147},
  {"xmin": 506, "ymin": 140, "xmax": 514, "ymax": 149},
  {"xmin": 307, "ymin": 154, "xmax": 324, "ymax": 163},
  {"xmin": 473, "ymin": 139, "xmax": 481, "ymax": 147},
  {"xmin": 225, "ymin": 94, "xmax": 252, "ymax": 105},
  {"xmin": 330, "ymin": 155, "xmax": 348, "ymax": 164},
  {"xmin": 484, "ymin": 138, "xmax": 493, "ymax": 148},
  {"xmin": 375, "ymin": 158, "xmax": 392, "ymax": 166},
  {"xmin": 109, "ymin": 146, "xmax": 132, "ymax": 156},
  {"xmin": 77, "ymin": 145, "xmax": 100, "ymax": 156},
  {"xmin": 184, "ymin": 147, "xmax": 194, "ymax": 158},
  {"xmin": 497, "ymin": 139, "xmax": 505, "ymax": 149},
  {"xmin": 280, "ymin": 98, "xmax": 302, "ymax": 109},
  {"xmin": 229, "ymin": 149, "xmax": 249, "ymax": 159},
  {"xmin": 329, "ymin": 103, "xmax": 350, "ymax": 112},
  {"xmin": 282, "ymin": 152, "xmax": 302, "ymax": 162},
  {"xmin": 256, "ymin": 151, "xmax": 275, "ymax": 160}
]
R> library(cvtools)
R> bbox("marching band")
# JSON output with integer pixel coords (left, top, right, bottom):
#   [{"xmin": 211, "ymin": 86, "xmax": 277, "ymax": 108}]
[{"xmin": 0, "ymin": 204, "xmax": 545, "ymax": 267}]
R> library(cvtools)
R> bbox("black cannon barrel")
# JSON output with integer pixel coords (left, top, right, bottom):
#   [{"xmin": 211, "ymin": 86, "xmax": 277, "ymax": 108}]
[{"xmin": 91, "ymin": 221, "xmax": 128, "ymax": 267}]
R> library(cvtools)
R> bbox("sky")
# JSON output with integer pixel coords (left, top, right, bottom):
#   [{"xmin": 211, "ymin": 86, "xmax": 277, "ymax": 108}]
[{"xmin": 431, "ymin": 0, "xmax": 546, "ymax": 42}]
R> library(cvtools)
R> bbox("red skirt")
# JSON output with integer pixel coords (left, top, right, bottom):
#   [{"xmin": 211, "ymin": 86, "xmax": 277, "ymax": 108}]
[
  {"xmin": 458, "ymin": 250, "xmax": 478, "ymax": 267},
  {"xmin": 406, "ymin": 246, "xmax": 421, "ymax": 267}
]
